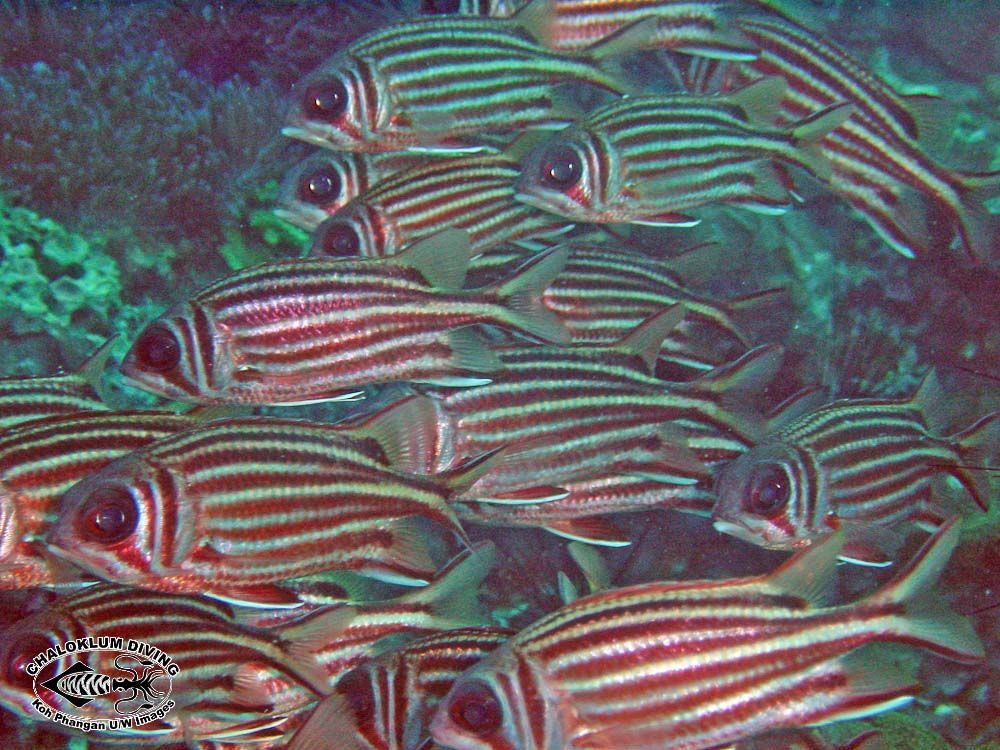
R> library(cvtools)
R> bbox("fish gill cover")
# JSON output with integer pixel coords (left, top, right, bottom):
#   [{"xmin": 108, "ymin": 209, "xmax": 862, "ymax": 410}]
[{"xmin": 0, "ymin": 0, "xmax": 998, "ymax": 749}]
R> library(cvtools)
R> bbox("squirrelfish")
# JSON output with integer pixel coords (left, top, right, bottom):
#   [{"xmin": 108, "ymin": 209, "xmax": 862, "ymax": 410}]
[
  {"xmin": 0, "ymin": 584, "xmax": 342, "ymax": 745},
  {"xmin": 308, "ymin": 155, "xmax": 574, "ymax": 259},
  {"xmin": 423, "ymin": 308, "xmax": 785, "ymax": 505},
  {"xmin": 514, "ymin": 78, "xmax": 851, "ymax": 225},
  {"xmin": 45, "ymin": 402, "xmax": 495, "ymax": 607},
  {"xmin": 235, "ymin": 543, "xmax": 496, "ymax": 719},
  {"xmin": 426, "ymin": 0, "xmax": 759, "ymax": 61},
  {"xmin": 468, "ymin": 240, "xmax": 781, "ymax": 373},
  {"xmin": 277, "ymin": 151, "xmax": 433, "ymax": 231},
  {"xmin": 430, "ymin": 520, "xmax": 983, "ymax": 750},
  {"xmin": 680, "ymin": 9, "xmax": 1000, "ymax": 259},
  {"xmin": 455, "ymin": 473, "xmax": 716, "ymax": 547},
  {"xmin": 282, "ymin": 4, "xmax": 648, "ymax": 153},
  {"xmin": 0, "ymin": 337, "xmax": 113, "ymax": 432},
  {"xmin": 712, "ymin": 370, "xmax": 999, "ymax": 564},
  {"xmin": 0, "ymin": 409, "xmax": 212, "ymax": 589},
  {"xmin": 120, "ymin": 230, "xmax": 568, "ymax": 405},
  {"xmin": 290, "ymin": 627, "xmax": 511, "ymax": 750}
]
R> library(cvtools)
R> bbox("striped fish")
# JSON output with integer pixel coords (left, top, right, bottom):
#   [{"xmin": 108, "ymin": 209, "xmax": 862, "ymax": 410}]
[
  {"xmin": 514, "ymin": 78, "xmax": 852, "ymax": 225},
  {"xmin": 308, "ymin": 155, "xmax": 575, "ymax": 259},
  {"xmin": 429, "ymin": 520, "xmax": 984, "ymax": 750},
  {"xmin": 426, "ymin": 0, "xmax": 759, "ymax": 60},
  {"xmin": 289, "ymin": 627, "xmax": 512, "ymax": 750},
  {"xmin": 119, "ymin": 230, "xmax": 569, "ymax": 405},
  {"xmin": 455, "ymin": 473, "xmax": 716, "ymax": 547},
  {"xmin": 422, "ymin": 309, "xmax": 784, "ymax": 504},
  {"xmin": 277, "ymin": 151, "xmax": 434, "ymax": 231},
  {"xmin": 713, "ymin": 370, "xmax": 999, "ymax": 564},
  {"xmin": 0, "ymin": 337, "xmax": 113, "ymax": 433},
  {"xmin": 0, "ymin": 409, "xmax": 210, "ymax": 589},
  {"xmin": 678, "ymin": 10, "xmax": 1000, "ymax": 259},
  {"xmin": 45, "ymin": 409, "xmax": 496, "ymax": 607},
  {"xmin": 231, "ymin": 544, "xmax": 496, "ymax": 727},
  {"xmin": 0, "ymin": 584, "xmax": 346, "ymax": 744},
  {"xmin": 281, "ymin": 5, "xmax": 648, "ymax": 153},
  {"xmin": 468, "ymin": 241, "xmax": 782, "ymax": 373}
]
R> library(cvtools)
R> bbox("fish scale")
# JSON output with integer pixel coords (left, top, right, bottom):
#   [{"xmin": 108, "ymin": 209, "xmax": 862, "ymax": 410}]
[
  {"xmin": 309, "ymin": 155, "xmax": 574, "ymax": 259},
  {"xmin": 45, "ymin": 415, "xmax": 486, "ymax": 605},
  {"xmin": 430, "ymin": 522, "xmax": 983, "ymax": 750}
]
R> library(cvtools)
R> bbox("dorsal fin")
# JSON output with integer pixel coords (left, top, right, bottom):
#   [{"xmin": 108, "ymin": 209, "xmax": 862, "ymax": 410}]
[
  {"xmin": 725, "ymin": 76, "xmax": 788, "ymax": 125},
  {"xmin": 614, "ymin": 305, "xmax": 686, "ymax": 373},
  {"xmin": 391, "ymin": 228, "xmax": 472, "ymax": 289}
]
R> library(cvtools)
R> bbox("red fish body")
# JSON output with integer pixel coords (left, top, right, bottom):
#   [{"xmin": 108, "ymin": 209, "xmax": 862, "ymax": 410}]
[
  {"xmin": 0, "ymin": 410, "xmax": 210, "ymax": 589},
  {"xmin": 308, "ymin": 155, "xmax": 575, "ymax": 260},
  {"xmin": 277, "ymin": 151, "xmax": 434, "ymax": 231},
  {"xmin": 514, "ymin": 79, "xmax": 851, "ymax": 226},
  {"xmin": 44, "ymin": 413, "xmax": 492, "ymax": 607},
  {"xmin": 0, "ymin": 337, "xmax": 113, "ymax": 433},
  {"xmin": 712, "ymin": 371, "xmax": 999, "ymax": 561},
  {"xmin": 437, "ymin": 0, "xmax": 759, "ymax": 61},
  {"xmin": 290, "ymin": 627, "xmax": 512, "ymax": 750},
  {"xmin": 682, "ymin": 10, "xmax": 1000, "ymax": 259},
  {"xmin": 468, "ymin": 241, "xmax": 779, "ymax": 373},
  {"xmin": 119, "ymin": 231, "xmax": 568, "ymax": 405},
  {"xmin": 430, "ymin": 521, "xmax": 983, "ymax": 750},
  {"xmin": 0, "ymin": 584, "xmax": 334, "ymax": 745},
  {"xmin": 282, "ymin": 11, "xmax": 641, "ymax": 153},
  {"xmin": 421, "ymin": 313, "xmax": 782, "ymax": 511}
]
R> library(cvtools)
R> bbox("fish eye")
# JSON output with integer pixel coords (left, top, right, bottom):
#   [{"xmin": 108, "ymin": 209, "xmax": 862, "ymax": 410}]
[
  {"xmin": 132, "ymin": 324, "xmax": 180, "ymax": 372},
  {"xmin": 538, "ymin": 145, "xmax": 582, "ymax": 190},
  {"xmin": 745, "ymin": 463, "xmax": 791, "ymax": 516},
  {"xmin": 6, "ymin": 634, "xmax": 51, "ymax": 689},
  {"xmin": 302, "ymin": 78, "xmax": 348, "ymax": 122},
  {"xmin": 77, "ymin": 486, "xmax": 139, "ymax": 545},
  {"xmin": 314, "ymin": 221, "xmax": 361, "ymax": 257},
  {"xmin": 298, "ymin": 164, "xmax": 341, "ymax": 205},
  {"xmin": 448, "ymin": 680, "xmax": 502, "ymax": 737},
  {"xmin": 421, "ymin": 0, "xmax": 462, "ymax": 13}
]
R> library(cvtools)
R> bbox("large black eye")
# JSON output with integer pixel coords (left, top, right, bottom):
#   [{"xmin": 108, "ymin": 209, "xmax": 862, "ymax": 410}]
[
  {"xmin": 132, "ymin": 324, "xmax": 180, "ymax": 372},
  {"xmin": 298, "ymin": 164, "xmax": 341, "ymax": 205},
  {"xmin": 77, "ymin": 486, "xmax": 138, "ymax": 545},
  {"xmin": 302, "ymin": 78, "xmax": 348, "ymax": 122},
  {"xmin": 538, "ymin": 145, "xmax": 582, "ymax": 190},
  {"xmin": 745, "ymin": 463, "xmax": 790, "ymax": 516},
  {"xmin": 314, "ymin": 221, "xmax": 360, "ymax": 257},
  {"xmin": 6, "ymin": 634, "xmax": 51, "ymax": 689},
  {"xmin": 448, "ymin": 681, "xmax": 502, "ymax": 737},
  {"xmin": 421, "ymin": 0, "xmax": 462, "ymax": 12}
]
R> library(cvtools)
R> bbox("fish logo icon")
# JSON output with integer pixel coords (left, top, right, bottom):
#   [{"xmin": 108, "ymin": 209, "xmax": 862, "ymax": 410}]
[{"xmin": 38, "ymin": 655, "xmax": 168, "ymax": 714}]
